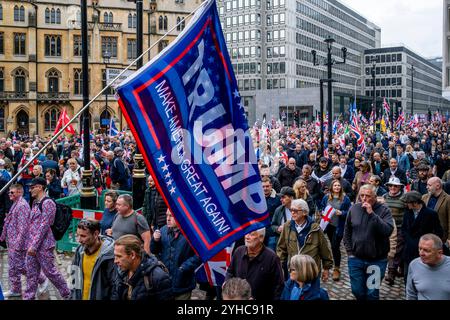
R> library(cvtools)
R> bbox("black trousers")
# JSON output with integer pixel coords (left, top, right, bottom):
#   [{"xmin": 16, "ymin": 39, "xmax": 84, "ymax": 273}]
[{"xmin": 325, "ymin": 224, "xmax": 343, "ymax": 268}]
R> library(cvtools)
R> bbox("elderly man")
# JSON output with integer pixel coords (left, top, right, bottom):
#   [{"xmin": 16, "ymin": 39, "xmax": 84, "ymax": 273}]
[
  {"xmin": 344, "ymin": 184, "xmax": 394, "ymax": 300},
  {"xmin": 423, "ymin": 177, "xmax": 450, "ymax": 246},
  {"xmin": 277, "ymin": 157, "xmax": 301, "ymax": 188},
  {"xmin": 371, "ymin": 152, "xmax": 389, "ymax": 178},
  {"xmin": 382, "ymin": 158, "xmax": 408, "ymax": 186},
  {"xmin": 226, "ymin": 228, "xmax": 284, "ymax": 301},
  {"xmin": 277, "ymin": 199, "xmax": 333, "ymax": 282},
  {"xmin": 401, "ymin": 191, "xmax": 443, "ymax": 282},
  {"xmin": 406, "ymin": 234, "xmax": 450, "ymax": 300}
]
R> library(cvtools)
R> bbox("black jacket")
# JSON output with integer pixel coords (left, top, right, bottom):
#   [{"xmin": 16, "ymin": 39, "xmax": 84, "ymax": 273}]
[
  {"xmin": 401, "ymin": 206, "xmax": 443, "ymax": 264},
  {"xmin": 277, "ymin": 166, "xmax": 301, "ymax": 188},
  {"xmin": 47, "ymin": 178, "xmax": 63, "ymax": 200},
  {"xmin": 344, "ymin": 202, "xmax": 394, "ymax": 261},
  {"xmin": 111, "ymin": 254, "xmax": 173, "ymax": 301},
  {"xmin": 226, "ymin": 245, "xmax": 284, "ymax": 301},
  {"xmin": 382, "ymin": 168, "xmax": 408, "ymax": 186}
]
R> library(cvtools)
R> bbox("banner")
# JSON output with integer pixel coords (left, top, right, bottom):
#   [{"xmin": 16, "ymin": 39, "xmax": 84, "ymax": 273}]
[
  {"xmin": 195, "ymin": 244, "xmax": 234, "ymax": 287},
  {"xmin": 117, "ymin": 0, "xmax": 268, "ymax": 261}
]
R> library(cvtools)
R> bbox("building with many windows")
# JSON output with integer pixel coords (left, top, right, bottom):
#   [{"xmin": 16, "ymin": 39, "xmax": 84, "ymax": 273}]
[
  {"xmin": 443, "ymin": 0, "xmax": 450, "ymax": 102},
  {"xmin": 364, "ymin": 47, "xmax": 450, "ymax": 117},
  {"xmin": 0, "ymin": 0, "xmax": 201, "ymax": 137},
  {"xmin": 219, "ymin": 0, "xmax": 381, "ymax": 123}
]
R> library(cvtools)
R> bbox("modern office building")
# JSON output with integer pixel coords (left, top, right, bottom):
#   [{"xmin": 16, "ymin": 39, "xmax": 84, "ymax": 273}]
[
  {"xmin": 364, "ymin": 47, "xmax": 450, "ymax": 117},
  {"xmin": 218, "ymin": 0, "xmax": 381, "ymax": 124},
  {"xmin": 0, "ymin": 0, "xmax": 201, "ymax": 137},
  {"xmin": 443, "ymin": 0, "xmax": 450, "ymax": 102}
]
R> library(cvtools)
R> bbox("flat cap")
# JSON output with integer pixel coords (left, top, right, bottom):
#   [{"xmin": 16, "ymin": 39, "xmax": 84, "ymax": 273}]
[{"xmin": 401, "ymin": 191, "xmax": 423, "ymax": 203}]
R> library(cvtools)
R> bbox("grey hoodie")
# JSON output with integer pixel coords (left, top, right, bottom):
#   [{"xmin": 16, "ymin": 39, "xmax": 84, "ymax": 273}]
[{"xmin": 70, "ymin": 235, "xmax": 116, "ymax": 300}]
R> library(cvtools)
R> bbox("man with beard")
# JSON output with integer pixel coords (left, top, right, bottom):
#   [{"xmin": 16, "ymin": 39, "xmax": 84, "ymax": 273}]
[
  {"xmin": 411, "ymin": 164, "xmax": 430, "ymax": 195},
  {"xmin": 296, "ymin": 165, "xmax": 321, "ymax": 205},
  {"xmin": 312, "ymin": 157, "xmax": 332, "ymax": 187},
  {"xmin": 371, "ymin": 152, "xmax": 389, "ymax": 178}
]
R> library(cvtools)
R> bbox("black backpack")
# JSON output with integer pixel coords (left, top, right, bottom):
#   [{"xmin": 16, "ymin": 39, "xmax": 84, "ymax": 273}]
[{"xmin": 39, "ymin": 197, "xmax": 73, "ymax": 241}]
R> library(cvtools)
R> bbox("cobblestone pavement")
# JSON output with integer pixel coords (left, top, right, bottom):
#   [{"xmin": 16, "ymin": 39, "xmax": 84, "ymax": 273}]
[{"xmin": 0, "ymin": 244, "xmax": 405, "ymax": 300}]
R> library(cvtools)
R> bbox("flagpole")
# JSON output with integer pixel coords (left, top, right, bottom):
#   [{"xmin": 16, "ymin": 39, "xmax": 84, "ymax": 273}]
[{"xmin": 0, "ymin": 1, "xmax": 210, "ymax": 196}]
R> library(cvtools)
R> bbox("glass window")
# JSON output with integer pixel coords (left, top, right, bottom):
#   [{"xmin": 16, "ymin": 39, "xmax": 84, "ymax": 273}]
[
  {"xmin": 386, "ymin": 55, "xmax": 391, "ymax": 62},
  {"xmin": 45, "ymin": 8, "xmax": 50, "ymax": 23},
  {"xmin": 101, "ymin": 37, "xmax": 118, "ymax": 58},
  {"xmin": 0, "ymin": 32, "xmax": 3, "ymax": 55},
  {"xmin": 14, "ymin": 33, "xmax": 26, "ymax": 55},
  {"xmin": 397, "ymin": 66, "xmax": 402, "ymax": 74},
  {"xmin": 74, "ymin": 35, "xmax": 90, "ymax": 57},
  {"xmin": 74, "ymin": 69, "xmax": 83, "ymax": 95},
  {"xmin": 397, "ymin": 89, "xmax": 401, "ymax": 97},
  {"xmin": 397, "ymin": 54, "xmax": 402, "ymax": 62},
  {"xmin": 381, "ymin": 55, "xmax": 385, "ymax": 63},
  {"xmin": 127, "ymin": 39, "xmax": 137, "ymax": 59},
  {"xmin": 0, "ymin": 68, "xmax": 4, "ymax": 92},
  {"xmin": 14, "ymin": 69, "xmax": 26, "ymax": 93},
  {"xmin": 45, "ymin": 35, "xmax": 62, "ymax": 57},
  {"xmin": 0, "ymin": 4, "xmax": 2, "ymax": 21},
  {"xmin": 44, "ymin": 107, "xmax": 61, "ymax": 131}
]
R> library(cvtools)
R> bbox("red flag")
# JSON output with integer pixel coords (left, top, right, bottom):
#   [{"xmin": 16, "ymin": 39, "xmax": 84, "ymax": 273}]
[{"xmin": 54, "ymin": 108, "xmax": 75, "ymax": 135}]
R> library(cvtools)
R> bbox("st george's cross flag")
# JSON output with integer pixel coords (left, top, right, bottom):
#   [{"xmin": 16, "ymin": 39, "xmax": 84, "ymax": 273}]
[
  {"xmin": 53, "ymin": 108, "xmax": 75, "ymax": 135},
  {"xmin": 320, "ymin": 205, "xmax": 336, "ymax": 231},
  {"xmin": 116, "ymin": 0, "xmax": 268, "ymax": 261}
]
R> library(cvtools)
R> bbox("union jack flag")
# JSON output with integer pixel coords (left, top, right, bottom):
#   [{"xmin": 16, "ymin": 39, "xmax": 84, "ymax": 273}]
[
  {"xmin": 407, "ymin": 115, "xmax": 419, "ymax": 129},
  {"xmin": 383, "ymin": 98, "xmax": 390, "ymax": 116},
  {"xmin": 395, "ymin": 109, "xmax": 405, "ymax": 129},
  {"xmin": 369, "ymin": 109, "xmax": 375, "ymax": 125},
  {"xmin": 195, "ymin": 244, "xmax": 234, "ymax": 287},
  {"xmin": 350, "ymin": 113, "xmax": 366, "ymax": 154}
]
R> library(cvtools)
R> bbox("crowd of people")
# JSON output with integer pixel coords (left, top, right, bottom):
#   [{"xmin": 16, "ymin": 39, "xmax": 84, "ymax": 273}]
[{"xmin": 0, "ymin": 114, "xmax": 449, "ymax": 301}]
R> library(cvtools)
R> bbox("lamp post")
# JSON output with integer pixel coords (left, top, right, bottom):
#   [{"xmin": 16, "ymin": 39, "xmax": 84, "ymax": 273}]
[
  {"xmin": 80, "ymin": 0, "xmax": 96, "ymax": 209},
  {"xmin": 411, "ymin": 65, "xmax": 415, "ymax": 117},
  {"xmin": 103, "ymin": 50, "xmax": 111, "ymax": 131},
  {"xmin": 312, "ymin": 37, "xmax": 347, "ymax": 152},
  {"xmin": 370, "ymin": 56, "xmax": 379, "ymax": 141},
  {"xmin": 129, "ymin": 0, "xmax": 145, "ymax": 209}
]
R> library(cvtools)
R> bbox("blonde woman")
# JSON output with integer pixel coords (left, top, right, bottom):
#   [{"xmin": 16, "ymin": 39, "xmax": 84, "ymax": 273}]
[
  {"xmin": 281, "ymin": 254, "xmax": 329, "ymax": 300},
  {"xmin": 293, "ymin": 179, "xmax": 316, "ymax": 216}
]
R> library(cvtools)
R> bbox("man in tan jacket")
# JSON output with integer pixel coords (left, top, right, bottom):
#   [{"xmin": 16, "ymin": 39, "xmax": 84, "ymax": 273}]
[{"xmin": 423, "ymin": 177, "xmax": 450, "ymax": 247}]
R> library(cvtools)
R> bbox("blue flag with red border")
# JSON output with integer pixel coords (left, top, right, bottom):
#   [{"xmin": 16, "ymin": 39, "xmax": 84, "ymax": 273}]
[{"xmin": 117, "ymin": 0, "xmax": 268, "ymax": 261}]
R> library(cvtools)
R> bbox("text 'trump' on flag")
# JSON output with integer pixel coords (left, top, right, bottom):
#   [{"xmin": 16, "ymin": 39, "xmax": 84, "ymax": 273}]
[{"xmin": 116, "ymin": 0, "xmax": 269, "ymax": 262}]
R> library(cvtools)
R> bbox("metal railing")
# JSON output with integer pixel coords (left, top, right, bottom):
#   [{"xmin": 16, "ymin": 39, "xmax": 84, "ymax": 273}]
[
  {"xmin": 37, "ymin": 92, "xmax": 70, "ymax": 101},
  {"xmin": 0, "ymin": 91, "xmax": 29, "ymax": 100}
]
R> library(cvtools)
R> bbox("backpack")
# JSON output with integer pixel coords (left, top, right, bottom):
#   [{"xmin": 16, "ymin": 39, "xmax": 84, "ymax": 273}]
[
  {"xmin": 39, "ymin": 197, "xmax": 73, "ymax": 241},
  {"xmin": 143, "ymin": 258, "xmax": 173, "ymax": 301}
]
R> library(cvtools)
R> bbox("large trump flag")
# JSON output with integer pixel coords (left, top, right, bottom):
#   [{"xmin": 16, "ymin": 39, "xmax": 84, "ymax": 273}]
[{"xmin": 117, "ymin": 0, "xmax": 268, "ymax": 261}]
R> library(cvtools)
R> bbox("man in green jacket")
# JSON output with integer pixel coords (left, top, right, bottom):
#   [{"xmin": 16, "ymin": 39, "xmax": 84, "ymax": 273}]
[{"xmin": 276, "ymin": 199, "xmax": 333, "ymax": 281}]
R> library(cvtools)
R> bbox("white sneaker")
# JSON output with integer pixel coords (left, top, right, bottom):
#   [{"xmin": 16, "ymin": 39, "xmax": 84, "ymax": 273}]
[
  {"xmin": 37, "ymin": 278, "xmax": 49, "ymax": 295},
  {"xmin": 4, "ymin": 290, "xmax": 22, "ymax": 299}
]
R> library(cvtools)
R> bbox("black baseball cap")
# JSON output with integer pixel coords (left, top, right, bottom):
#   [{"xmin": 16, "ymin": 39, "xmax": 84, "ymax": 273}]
[
  {"xmin": 30, "ymin": 177, "xmax": 47, "ymax": 188},
  {"xmin": 319, "ymin": 156, "xmax": 328, "ymax": 162}
]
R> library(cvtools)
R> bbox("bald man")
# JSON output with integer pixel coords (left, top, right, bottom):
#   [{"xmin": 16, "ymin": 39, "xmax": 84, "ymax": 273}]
[{"xmin": 423, "ymin": 177, "xmax": 450, "ymax": 246}]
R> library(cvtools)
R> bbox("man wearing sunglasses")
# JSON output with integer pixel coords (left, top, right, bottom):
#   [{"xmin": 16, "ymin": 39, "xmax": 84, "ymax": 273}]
[{"xmin": 69, "ymin": 219, "xmax": 115, "ymax": 300}]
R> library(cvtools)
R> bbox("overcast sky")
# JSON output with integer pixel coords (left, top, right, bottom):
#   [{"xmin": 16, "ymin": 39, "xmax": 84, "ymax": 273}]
[{"xmin": 339, "ymin": 0, "xmax": 443, "ymax": 58}]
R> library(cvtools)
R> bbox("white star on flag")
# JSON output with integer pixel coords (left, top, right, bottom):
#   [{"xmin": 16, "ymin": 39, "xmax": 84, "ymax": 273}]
[
  {"xmin": 233, "ymin": 90, "xmax": 240, "ymax": 99},
  {"xmin": 157, "ymin": 155, "xmax": 166, "ymax": 163},
  {"xmin": 167, "ymin": 179, "xmax": 173, "ymax": 186},
  {"xmin": 162, "ymin": 164, "xmax": 169, "ymax": 172},
  {"xmin": 169, "ymin": 186, "xmax": 176, "ymax": 194},
  {"xmin": 165, "ymin": 172, "xmax": 172, "ymax": 179}
]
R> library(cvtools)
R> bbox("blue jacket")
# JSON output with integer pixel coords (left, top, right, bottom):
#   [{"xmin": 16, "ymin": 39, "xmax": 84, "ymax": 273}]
[
  {"xmin": 150, "ymin": 226, "xmax": 202, "ymax": 295},
  {"xmin": 319, "ymin": 195, "xmax": 351, "ymax": 237},
  {"xmin": 281, "ymin": 277, "xmax": 329, "ymax": 300}
]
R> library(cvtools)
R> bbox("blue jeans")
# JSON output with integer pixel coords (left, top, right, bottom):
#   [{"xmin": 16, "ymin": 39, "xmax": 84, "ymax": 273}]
[{"xmin": 348, "ymin": 256, "xmax": 387, "ymax": 300}]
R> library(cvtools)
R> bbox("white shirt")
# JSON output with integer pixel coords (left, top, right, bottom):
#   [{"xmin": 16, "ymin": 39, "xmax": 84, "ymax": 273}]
[{"xmin": 295, "ymin": 220, "xmax": 308, "ymax": 234}]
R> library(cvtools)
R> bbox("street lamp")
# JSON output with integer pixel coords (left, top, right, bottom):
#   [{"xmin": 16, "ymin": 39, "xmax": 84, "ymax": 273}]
[
  {"xmin": 80, "ymin": 0, "xmax": 96, "ymax": 209},
  {"xmin": 103, "ymin": 50, "xmax": 111, "ymax": 131},
  {"xmin": 129, "ymin": 0, "xmax": 145, "ymax": 209},
  {"xmin": 312, "ymin": 37, "xmax": 347, "ymax": 153},
  {"xmin": 411, "ymin": 65, "xmax": 415, "ymax": 117},
  {"xmin": 370, "ymin": 56, "xmax": 380, "ymax": 141}
]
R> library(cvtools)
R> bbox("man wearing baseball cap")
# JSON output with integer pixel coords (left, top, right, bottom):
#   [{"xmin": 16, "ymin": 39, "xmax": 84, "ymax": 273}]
[{"xmin": 400, "ymin": 191, "xmax": 443, "ymax": 283}]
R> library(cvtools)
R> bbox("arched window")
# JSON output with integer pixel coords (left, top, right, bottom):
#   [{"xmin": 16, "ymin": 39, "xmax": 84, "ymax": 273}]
[
  {"xmin": 45, "ymin": 8, "xmax": 50, "ymax": 23},
  {"xmin": 176, "ymin": 17, "xmax": 181, "ymax": 31},
  {"xmin": 44, "ymin": 107, "xmax": 61, "ymax": 131},
  {"xmin": 0, "ymin": 4, "xmax": 3, "ymax": 21},
  {"xmin": 181, "ymin": 19, "xmax": 185, "ymax": 30},
  {"xmin": 163, "ymin": 16, "xmax": 168, "ymax": 30},
  {"xmin": 19, "ymin": 6, "xmax": 25, "ymax": 21},
  {"xmin": 109, "ymin": 12, "xmax": 113, "ymax": 23},
  {"xmin": 48, "ymin": 70, "xmax": 59, "ymax": 93},
  {"xmin": 14, "ymin": 69, "xmax": 26, "ymax": 93},
  {"xmin": 104, "ymin": 12, "xmax": 109, "ymax": 23},
  {"xmin": 56, "ymin": 9, "xmax": 61, "ymax": 24},
  {"xmin": 159, "ymin": 16, "xmax": 163, "ymax": 30},
  {"xmin": 74, "ymin": 69, "xmax": 82, "ymax": 95},
  {"xmin": 14, "ymin": 5, "xmax": 20, "ymax": 21},
  {"xmin": 76, "ymin": 10, "xmax": 81, "ymax": 22},
  {"xmin": 51, "ymin": 8, "xmax": 56, "ymax": 24},
  {"xmin": 128, "ymin": 13, "xmax": 133, "ymax": 28},
  {"xmin": 133, "ymin": 14, "xmax": 137, "ymax": 28}
]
